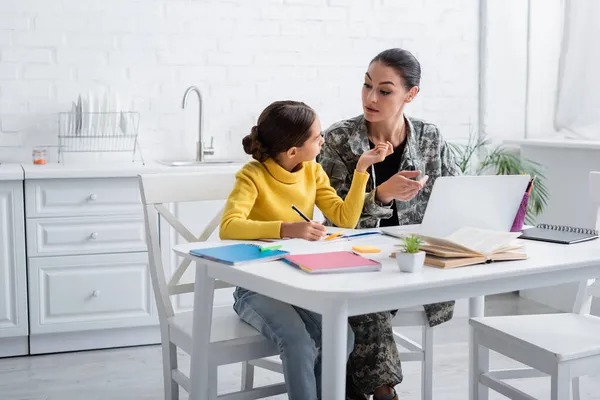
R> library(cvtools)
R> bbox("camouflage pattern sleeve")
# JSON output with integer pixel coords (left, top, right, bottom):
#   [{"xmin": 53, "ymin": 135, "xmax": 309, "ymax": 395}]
[{"xmin": 319, "ymin": 131, "xmax": 392, "ymax": 229}]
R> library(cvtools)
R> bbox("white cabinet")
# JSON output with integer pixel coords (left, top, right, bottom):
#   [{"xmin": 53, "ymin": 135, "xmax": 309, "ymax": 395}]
[
  {"xmin": 26, "ymin": 215, "xmax": 147, "ymax": 256},
  {"xmin": 25, "ymin": 177, "xmax": 159, "ymax": 354},
  {"xmin": 28, "ymin": 253, "xmax": 155, "ymax": 334},
  {"xmin": 0, "ymin": 180, "xmax": 29, "ymax": 357}
]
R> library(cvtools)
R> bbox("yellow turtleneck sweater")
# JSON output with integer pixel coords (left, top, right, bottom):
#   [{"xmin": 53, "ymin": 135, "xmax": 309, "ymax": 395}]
[{"xmin": 219, "ymin": 158, "xmax": 369, "ymax": 240}]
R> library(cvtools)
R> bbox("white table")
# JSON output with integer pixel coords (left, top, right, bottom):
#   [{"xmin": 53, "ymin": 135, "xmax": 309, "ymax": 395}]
[{"xmin": 173, "ymin": 229, "xmax": 600, "ymax": 400}]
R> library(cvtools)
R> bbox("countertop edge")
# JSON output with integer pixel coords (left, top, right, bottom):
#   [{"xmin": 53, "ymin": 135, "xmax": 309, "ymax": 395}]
[{"xmin": 20, "ymin": 161, "xmax": 246, "ymax": 179}]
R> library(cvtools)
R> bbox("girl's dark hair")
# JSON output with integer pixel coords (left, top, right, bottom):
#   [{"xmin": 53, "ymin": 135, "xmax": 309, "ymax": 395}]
[
  {"xmin": 370, "ymin": 48, "xmax": 421, "ymax": 89},
  {"xmin": 242, "ymin": 100, "xmax": 316, "ymax": 162}
]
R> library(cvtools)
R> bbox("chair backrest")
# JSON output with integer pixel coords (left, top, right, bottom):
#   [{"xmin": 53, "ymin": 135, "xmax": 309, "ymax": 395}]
[
  {"xmin": 572, "ymin": 171, "xmax": 600, "ymax": 315},
  {"xmin": 139, "ymin": 171, "xmax": 237, "ymax": 321}
]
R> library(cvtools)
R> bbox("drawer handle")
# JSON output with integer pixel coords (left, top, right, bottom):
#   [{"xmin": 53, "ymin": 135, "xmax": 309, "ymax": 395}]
[
  {"xmin": 90, "ymin": 232, "xmax": 98, "ymax": 240},
  {"xmin": 92, "ymin": 290, "xmax": 100, "ymax": 297},
  {"xmin": 88, "ymin": 193, "xmax": 98, "ymax": 201}
]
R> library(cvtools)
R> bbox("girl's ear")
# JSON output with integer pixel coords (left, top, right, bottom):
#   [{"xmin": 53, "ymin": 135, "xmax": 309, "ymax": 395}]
[{"xmin": 286, "ymin": 147, "xmax": 298, "ymax": 158}]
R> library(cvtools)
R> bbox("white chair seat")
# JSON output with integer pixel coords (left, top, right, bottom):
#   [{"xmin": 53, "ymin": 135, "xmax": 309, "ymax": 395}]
[
  {"xmin": 391, "ymin": 306, "xmax": 428, "ymax": 327},
  {"xmin": 169, "ymin": 307, "xmax": 269, "ymax": 352},
  {"xmin": 470, "ymin": 313, "xmax": 600, "ymax": 362}
]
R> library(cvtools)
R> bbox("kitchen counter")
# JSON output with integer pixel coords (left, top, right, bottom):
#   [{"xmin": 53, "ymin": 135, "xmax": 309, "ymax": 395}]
[
  {"xmin": 504, "ymin": 138, "xmax": 600, "ymax": 150},
  {"xmin": 0, "ymin": 164, "xmax": 24, "ymax": 180},
  {"xmin": 21, "ymin": 160, "xmax": 246, "ymax": 179}
]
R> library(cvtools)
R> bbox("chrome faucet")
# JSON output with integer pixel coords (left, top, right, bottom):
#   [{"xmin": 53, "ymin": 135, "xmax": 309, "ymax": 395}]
[{"xmin": 182, "ymin": 86, "xmax": 214, "ymax": 162}]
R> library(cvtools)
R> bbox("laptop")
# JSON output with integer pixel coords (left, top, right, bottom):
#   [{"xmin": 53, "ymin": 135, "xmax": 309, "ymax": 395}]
[{"xmin": 381, "ymin": 174, "xmax": 530, "ymax": 238}]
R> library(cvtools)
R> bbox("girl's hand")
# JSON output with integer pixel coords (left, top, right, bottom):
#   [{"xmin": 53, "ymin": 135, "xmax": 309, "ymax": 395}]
[
  {"xmin": 356, "ymin": 141, "xmax": 393, "ymax": 172},
  {"xmin": 281, "ymin": 221, "xmax": 327, "ymax": 241}
]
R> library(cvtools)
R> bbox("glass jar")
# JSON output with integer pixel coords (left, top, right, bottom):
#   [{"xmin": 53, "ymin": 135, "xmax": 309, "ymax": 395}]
[{"xmin": 32, "ymin": 148, "xmax": 47, "ymax": 165}]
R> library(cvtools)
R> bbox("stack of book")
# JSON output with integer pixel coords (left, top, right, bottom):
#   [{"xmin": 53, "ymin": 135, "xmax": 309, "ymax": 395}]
[{"xmin": 391, "ymin": 227, "xmax": 527, "ymax": 268}]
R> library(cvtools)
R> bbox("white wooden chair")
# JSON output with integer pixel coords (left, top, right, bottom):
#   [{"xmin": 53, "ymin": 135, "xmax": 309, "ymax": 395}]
[
  {"xmin": 139, "ymin": 172, "xmax": 286, "ymax": 400},
  {"xmin": 469, "ymin": 170, "xmax": 600, "ymax": 400},
  {"xmin": 392, "ymin": 310, "xmax": 434, "ymax": 400}
]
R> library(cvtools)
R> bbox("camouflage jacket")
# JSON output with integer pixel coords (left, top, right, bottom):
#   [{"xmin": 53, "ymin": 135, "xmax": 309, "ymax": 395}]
[{"xmin": 317, "ymin": 114, "xmax": 461, "ymax": 327}]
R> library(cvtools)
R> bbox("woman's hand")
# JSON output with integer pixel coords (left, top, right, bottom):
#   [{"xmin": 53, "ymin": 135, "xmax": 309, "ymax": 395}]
[
  {"xmin": 375, "ymin": 170, "xmax": 429, "ymax": 204},
  {"xmin": 356, "ymin": 141, "xmax": 393, "ymax": 173},
  {"xmin": 280, "ymin": 221, "xmax": 327, "ymax": 241}
]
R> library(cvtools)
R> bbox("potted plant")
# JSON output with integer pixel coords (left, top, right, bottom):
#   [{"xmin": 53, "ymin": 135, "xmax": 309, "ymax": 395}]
[
  {"xmin": 396, "ymin": 235, "xmax": 426, "ymax": 273},
  {"xmin": 447, "ymin": 133, "xmax": 550, "ymax": 225}
]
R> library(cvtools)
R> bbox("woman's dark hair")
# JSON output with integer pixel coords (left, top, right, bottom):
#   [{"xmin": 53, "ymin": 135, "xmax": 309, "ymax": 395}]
[
  {"xmin": 242, "ymin": 100, "xmax": 316, "ymax": 162},
  {"xmin": 370, "ymin": 48, "xmax": 421, "ymax": 90}
]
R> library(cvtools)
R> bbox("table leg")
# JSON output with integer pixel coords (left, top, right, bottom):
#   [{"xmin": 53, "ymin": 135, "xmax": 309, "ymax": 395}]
[
  {"xmin": 321, "ymin": 301, "xmax": 348, "ymax": 400},
  {"xmin": 468, "ymin": 296, "xmax": 485, "ymax": 400},
  {"xmin": 189, "ymin": 262, "xmax": 215, "ymax": 400}
]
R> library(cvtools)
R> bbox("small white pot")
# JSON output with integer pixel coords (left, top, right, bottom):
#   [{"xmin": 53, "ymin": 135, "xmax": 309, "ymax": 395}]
[{"xmin": 395, "ymin": 251, "xmax": 426, "ymax": 273}]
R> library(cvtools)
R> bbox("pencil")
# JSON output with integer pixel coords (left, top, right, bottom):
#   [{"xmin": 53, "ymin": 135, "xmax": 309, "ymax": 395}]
[{"xmin": 291, "ymin": 204, "xmax": 311, "ymax": 222}]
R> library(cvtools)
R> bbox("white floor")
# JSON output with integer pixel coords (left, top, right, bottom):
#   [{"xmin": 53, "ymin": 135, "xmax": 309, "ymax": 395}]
[{"xmin": 1, "ymin": 294, "xmax": 599, "ymax": 400}]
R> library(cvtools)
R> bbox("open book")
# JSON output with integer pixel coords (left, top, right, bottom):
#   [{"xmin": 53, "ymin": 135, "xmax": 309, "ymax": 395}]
[{"xmin": 392, "ymin": 227, "xmax": 527, "ymax": 268}]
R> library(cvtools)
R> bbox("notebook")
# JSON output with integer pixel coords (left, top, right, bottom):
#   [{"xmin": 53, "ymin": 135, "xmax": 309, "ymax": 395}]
[
  {"xmin": 519, "ymin": 224, "xmax": 599, "ymax": 245},
  {"xmin": 189, "ymin": 243, "xmax": 289, "ymax": 265},
  {"xmin": 283, "ymin": 251, "xmax": 381, "ymax": 274}
]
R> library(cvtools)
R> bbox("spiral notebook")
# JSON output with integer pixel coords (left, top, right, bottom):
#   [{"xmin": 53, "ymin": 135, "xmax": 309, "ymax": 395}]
[{"xmin": 520, "ymin": 224, "xmax": 599, "ymax": 244}]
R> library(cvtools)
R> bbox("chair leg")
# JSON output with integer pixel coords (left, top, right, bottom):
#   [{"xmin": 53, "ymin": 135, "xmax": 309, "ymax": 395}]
[
  {"xmin": 470, "ymin": 327, "xmax": 489, "ymax": 400},
  {"xmin": 551, "ymin": 364, "xmax": 570, "ymax": 400},
  {"xmin": 421, "ymin": 325, "xmax": 434, "ymax": 400},
  {"xmin": 241, "ymin": 361, "xmax": 255, "ymax": 391},
  {"xmin": 572, "ymin": 377, "xmax": 581, "ymax": 400},
  {"xmin": 161, "ymin": 339, "xmax": 179, "ymax": 400},
  {"xmin": 208, "ymin": 364, "xmax": 218, "ymax": 399}
]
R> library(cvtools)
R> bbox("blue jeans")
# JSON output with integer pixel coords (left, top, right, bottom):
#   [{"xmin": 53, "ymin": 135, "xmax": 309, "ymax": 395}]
[{"xmin": 233, "ymin": 287, "xmax": 355, "ymax": 400}]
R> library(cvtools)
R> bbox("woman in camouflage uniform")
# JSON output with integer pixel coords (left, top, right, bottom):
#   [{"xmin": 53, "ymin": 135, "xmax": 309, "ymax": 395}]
[{"xmin": 317, "ymin": 48, "xmax": 461, "ymax": 400}]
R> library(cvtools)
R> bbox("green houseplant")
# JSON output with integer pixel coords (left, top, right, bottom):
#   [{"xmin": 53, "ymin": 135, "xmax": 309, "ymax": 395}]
[
  {"xmin": 396, "ymin": 234, "xmax": 425, "ymax": 273},
  {"xmin": 447, "ymin": 134, "xmax": 550, "ymax": 225}
]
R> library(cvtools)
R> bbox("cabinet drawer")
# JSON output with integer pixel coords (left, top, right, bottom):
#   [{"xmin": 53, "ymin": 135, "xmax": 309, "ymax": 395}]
[
  {"xmin": 26, "ymin": 178, "xmax": 142, "ymax": 217},
  {"xmin": 27, "ymin": 215, "xmax": 147, "ymax": 257},
  {"xmin": 28, "ymin": 253, "xmax": 156, "ymax": 334}
]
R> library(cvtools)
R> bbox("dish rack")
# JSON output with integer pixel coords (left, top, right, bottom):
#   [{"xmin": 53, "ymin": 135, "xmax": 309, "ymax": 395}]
[{"xmin": 57, "ymin": 111, "xmax": 144, "ymax": 164}]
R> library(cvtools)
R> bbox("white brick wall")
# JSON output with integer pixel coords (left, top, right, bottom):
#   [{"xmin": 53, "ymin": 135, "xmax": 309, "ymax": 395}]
[{"xmin": 0, "ymin": 0, "xmax": 478, "ymax": 163}]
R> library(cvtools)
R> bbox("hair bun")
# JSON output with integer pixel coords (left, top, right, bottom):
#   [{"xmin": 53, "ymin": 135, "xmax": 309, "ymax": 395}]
[{"xmin": 242, "ymin": 126, "xmax": 269, "ymax": 162}]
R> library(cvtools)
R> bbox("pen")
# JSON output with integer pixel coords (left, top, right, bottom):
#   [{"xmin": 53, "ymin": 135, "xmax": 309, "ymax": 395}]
[
  {"xmin": 343, "ymin": 231, "xmax": 382, "ymax": 239},
  {"xmin": 260, "ymin": 245, "xmax": 282, "ymax": 252},
  {"xmin": 291, "ymin": 204, "xmax": 311, "ymax": 222}
]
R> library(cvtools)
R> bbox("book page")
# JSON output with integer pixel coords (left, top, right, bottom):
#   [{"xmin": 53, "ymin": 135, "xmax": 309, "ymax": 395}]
[
  {"xmin": 413, "ymin": 234, "xmax": 483, "ymax": 256},
  {"xmin": 444, "ymin": 227, "xmax": 523, "ymax": 255}
]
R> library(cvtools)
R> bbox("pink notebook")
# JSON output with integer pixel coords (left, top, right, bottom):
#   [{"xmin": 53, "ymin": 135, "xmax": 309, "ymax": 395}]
[{"xmin": 283, "ymin": 251, "xmax": 381, "ymax": 274}]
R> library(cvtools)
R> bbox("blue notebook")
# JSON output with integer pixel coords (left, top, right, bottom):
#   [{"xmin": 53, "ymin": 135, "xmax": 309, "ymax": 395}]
[{"xmin": 189, "ymin": 243, "xmax": 289, "ymax": 265}]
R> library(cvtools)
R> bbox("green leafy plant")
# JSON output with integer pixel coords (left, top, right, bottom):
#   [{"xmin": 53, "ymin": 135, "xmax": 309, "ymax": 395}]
[
  {"xmin": 400, "ymin": 235, "xmax": 423, "ymax": 254},
  {"xmin": 447, "ymin": 133, "xmax": 550, "ymax": 225}
]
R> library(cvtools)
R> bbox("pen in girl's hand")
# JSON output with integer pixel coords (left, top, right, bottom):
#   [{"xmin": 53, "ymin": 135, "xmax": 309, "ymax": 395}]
[{"xmin": 291, "ymin": 204, "xmax": 311, "ymax": 222}]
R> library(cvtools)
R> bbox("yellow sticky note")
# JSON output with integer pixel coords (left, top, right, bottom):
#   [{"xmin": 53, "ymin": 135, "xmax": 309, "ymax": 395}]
[{"xmin": 352, "ymin": 245, "xmax": 381, "ymax": 253}]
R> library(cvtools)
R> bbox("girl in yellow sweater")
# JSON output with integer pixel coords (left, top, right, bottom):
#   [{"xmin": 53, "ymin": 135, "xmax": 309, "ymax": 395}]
[{"xmin": 220, "ymin": 100, "xmax": 391, "ymax": 400}]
